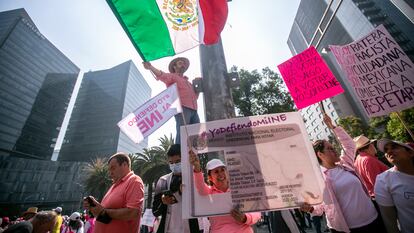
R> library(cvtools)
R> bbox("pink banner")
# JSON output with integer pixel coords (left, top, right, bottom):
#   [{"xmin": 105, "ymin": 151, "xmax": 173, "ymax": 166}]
[
  {"xmin": 277, "ymin": 46, "xmax": 344, "ymax": 109},
  {"xmin": 330, "ymin": 25, "xmax": 414, "ymax": 117}
]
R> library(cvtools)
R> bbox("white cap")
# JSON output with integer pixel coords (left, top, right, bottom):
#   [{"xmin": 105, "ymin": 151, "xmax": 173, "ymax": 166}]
[
  {"xmin": 206, "ymin": 159, "xmax": 226, "ymax": 171},
  {"xmin": 69, "ymin": 212, "xmax": 81, "ymax": 220},
  {"xmin": 54, "ymin": 207, "xmax": 62, "ymax": 213},
  {"xmin": 377, "ymin": 139, "xmax": 414, "ymax": 153}
]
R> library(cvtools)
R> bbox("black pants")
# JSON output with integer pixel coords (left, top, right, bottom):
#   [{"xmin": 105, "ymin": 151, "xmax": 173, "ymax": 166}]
[
  {"xmin": 312, "ymin": 215, "xmax": 322, "ymax": 233},
  {"xmin": 330, "ymin": 216, "xmax": 386, "ymax": 233}
]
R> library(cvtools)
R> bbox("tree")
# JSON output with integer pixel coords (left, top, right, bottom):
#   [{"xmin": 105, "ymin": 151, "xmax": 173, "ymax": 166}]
[
  {"xmin": 231, "ymin": 66, "xmax": 295, "ymax": 116},
  {"xmin": 338, "ymin": 116, "xmax": 376, "ymax": 138},
  {"xmin": 133, "ymin": 135, "xmax": 173, "ymax": 208},
  {"xmin": 83, "ymin": 158, "xmax": 112, "ymax": 200},
  {"xmin": 386, "ymin": 108, "xmax": 414, "ymax": 142},
  {"xmin": 369, "ymin": 115, "xmax": 390, "ymax": 139},
  {"xmin": 336, "ymin": 108, "xmax": 414, "ymax": 142}
]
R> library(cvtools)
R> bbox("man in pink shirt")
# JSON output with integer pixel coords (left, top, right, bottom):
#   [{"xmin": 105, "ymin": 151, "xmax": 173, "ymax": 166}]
[
  {"xmin": 143, "ymin": 57, "xmax": 200, "ymax": 144},
  {"xmin": 84, "ymin": 152, "xmax": 144, "ymax": 233},
  {"xmin": 353, "ymin": 135, "xmax": 389, "ymax": 197}
]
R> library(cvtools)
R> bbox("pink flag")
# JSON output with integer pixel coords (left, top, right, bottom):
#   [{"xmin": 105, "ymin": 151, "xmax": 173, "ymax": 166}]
[{"xmin": 277, "ymin": 46, "xmax": 344, "ymax": 109}]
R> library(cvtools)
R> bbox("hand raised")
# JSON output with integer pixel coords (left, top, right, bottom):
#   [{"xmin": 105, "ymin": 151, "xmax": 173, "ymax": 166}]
[
  {"xmin": 142, "ymin": 62, "xmax": 152, "ymax": 70},
  {"xmin": 189, "ymin": 150, "xmax": 201, "ymax": 172}
]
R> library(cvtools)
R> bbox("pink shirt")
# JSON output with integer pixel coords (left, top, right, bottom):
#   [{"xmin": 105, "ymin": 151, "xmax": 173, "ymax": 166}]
[
  {"xmin": 156, "ymin": 73, "xmax": 198, "ymax": 110},
  {"xmin": 95, "ymin": 171, "xmax": 144, "ymax": 233},
  {"xmin": 193, "ymin": 172, "xmax": 261, "ymax": 233},
  {"xmin": 354, "ymin": 152, "xmax": 388, "ymax": 197},
  {"xmin": 312, "ymin": 127, "xmax": 374, "ymax": 233}
]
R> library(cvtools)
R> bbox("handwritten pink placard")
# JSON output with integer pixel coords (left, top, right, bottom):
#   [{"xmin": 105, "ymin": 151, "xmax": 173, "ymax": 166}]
[
  {"xmin": 277, "ymin": 46, "xmax": 344, "ymax": 109},
  {"xmin": 330, "ymin": 25, "xmax": 414, "ymax": 117}
]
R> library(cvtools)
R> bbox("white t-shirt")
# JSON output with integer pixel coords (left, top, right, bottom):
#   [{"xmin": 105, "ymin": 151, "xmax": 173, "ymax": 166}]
[
  {"xmin": 328, "ymin": 167, "xmax": 378, "ymax": 228},
  {"xmin": 375, "ymin": 167, "xmax": 414, "ymax": 233},
  {"xmin": 166, "ymin": 192, "xmax": 190, "ymax": 233}
]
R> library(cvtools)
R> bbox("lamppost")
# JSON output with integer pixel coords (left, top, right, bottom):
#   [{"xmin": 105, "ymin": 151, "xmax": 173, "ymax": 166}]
[{"xmin": 75, "ymin": 182, "xmax": 86, "ymax": 210}]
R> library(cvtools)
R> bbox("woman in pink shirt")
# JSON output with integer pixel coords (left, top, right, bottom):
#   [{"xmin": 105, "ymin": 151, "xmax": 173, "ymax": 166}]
[
  {"xmin": 189, "ymin": 151, "xmax": 261, "ymax": 233},
  {"xmin": 300, "ymin": 114, "xmax": 385, "ymax": 233}
]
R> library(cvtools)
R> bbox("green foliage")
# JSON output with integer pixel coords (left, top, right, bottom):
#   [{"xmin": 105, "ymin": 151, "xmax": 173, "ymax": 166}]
[
  {"xmin": 83, "ymin": 158, "xmax": 112, "ymax": 200},
  {"xmin": 369, "ymin": 116, "xmax": 390, "ymax": 139},
  {"xmin": 337, "ymin": 108, "xmax": 414, "ymax": 142},
  {"xmin": 337, "ymin": 116, "xmax": 366, "ymax": 137},
  {"xmin": 133, "ymin": 134, "xmax": 173, "ymax": 208},
  {"xmin": 230, "ymin": 66, "xmax": 295, "ymax": 116},
  {"xmin": 387, "ymin": 108, "xmax": 414, "ymax": 142}
]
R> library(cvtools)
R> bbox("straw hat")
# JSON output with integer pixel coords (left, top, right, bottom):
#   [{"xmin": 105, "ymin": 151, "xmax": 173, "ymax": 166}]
[
  {"xmin": 353, "ymin": 135, "xmax": 376, "ymax": 151},
  {"xmin": 377, "ymin": 139, "xmax": 414, "ymax": 153},
  {"xmin": 168, "ymin": 57, "xmax": 189, "ymax": 73},
  {"xmin": 23, "ymin": 207, "xmax": 38, "ymax": 215}
]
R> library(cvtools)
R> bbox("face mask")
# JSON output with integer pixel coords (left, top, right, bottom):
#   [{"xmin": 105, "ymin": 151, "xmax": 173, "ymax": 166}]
[{"xmin": 169, "ymin": 162, "xmax": 182, "ymax": 174}]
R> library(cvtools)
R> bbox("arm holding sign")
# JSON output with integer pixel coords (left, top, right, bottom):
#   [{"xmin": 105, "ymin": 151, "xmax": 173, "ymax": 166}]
[
  {"xmin": 189, "ymin": 150, "xmax": 214, "ymax": 195},
  {"xmin": 323, "ymin": 114, "xmax": 356, "ymax": 167},
  {"xmin": 189, "ymin": 150, "xmax": 261, "ymax": 228}
]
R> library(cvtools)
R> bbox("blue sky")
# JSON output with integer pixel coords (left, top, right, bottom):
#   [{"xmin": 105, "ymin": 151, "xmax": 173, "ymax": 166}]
[{"xmin": 0, "ymin": 0, "xmax": 301, "ymax": 148}]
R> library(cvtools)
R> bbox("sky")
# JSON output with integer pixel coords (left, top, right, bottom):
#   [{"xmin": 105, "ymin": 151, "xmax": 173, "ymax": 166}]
[{"xmin": 0, "ymin": 0, "xmax": 301, "ymax": 150}]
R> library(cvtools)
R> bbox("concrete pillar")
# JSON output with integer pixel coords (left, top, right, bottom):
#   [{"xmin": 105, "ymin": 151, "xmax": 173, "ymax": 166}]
[{"xmin": 199, "ymin": 40, "xmax": 235, "ymax": 121}]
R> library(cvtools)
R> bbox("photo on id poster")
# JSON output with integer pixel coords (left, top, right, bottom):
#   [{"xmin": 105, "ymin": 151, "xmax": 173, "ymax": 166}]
[{"xmin": 181, "ymin": 112, "xmax": 325, "ymax": 218}]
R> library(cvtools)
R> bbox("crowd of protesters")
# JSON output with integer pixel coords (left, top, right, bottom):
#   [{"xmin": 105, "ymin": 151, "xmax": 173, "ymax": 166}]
[
  {"xmin": 0, "ymin": 206, "xmax": 94, "ymax": 233},
  {"xmin": 1, "ymin": 58, "xmax": 413, "ymax": 233},
  {"xmin": 1, "ymin": 118, "xmax": 413, "ymax": 233}
]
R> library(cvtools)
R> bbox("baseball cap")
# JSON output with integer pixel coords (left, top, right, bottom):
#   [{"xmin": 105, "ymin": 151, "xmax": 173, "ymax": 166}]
[
  {"xmin": 53, "ymin": 207, "xmax": 62, "ymax": 213},
  {"xmin": 70, "ymin": 212, "xmax": 81, "ymax": 220},
  {"xmin": 206, "ymin": 159, "xmax": 226, "ymax": 171}
]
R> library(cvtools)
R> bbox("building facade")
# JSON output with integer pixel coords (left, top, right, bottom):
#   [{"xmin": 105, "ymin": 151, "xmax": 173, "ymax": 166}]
[
  {"xmin": 0, "ymin": 8, "xmax": 86, "ymax": 216},
  {"xmin": 288, "ymin": 0, "xmax": 414, "ymax": 140},
  {"xmin": 0, "ymin": 8, "xmax": 80, "ymax": 159},
  {"xmin": 58, "ymin": 61, "xmax": 151, "ymax": 162}
]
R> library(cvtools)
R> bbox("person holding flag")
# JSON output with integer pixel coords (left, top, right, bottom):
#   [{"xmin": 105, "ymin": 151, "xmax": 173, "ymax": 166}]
[{"xmin": 143, "ymin": 58, "xmax": 200, "ymax": 144}]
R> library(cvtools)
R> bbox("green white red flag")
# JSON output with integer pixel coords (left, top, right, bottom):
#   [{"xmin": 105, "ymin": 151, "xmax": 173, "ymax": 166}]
[{"xmin": 106, "ymin": 0, "xmax": 228, "ymax": 61}]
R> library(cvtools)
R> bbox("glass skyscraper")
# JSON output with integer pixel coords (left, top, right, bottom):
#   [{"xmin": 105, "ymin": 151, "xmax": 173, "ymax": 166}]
[
  {"xmin": 287, "ymin": 0, "xmax": 413, "ymax": 140},
  {"xmin": 0, "ymin": 8, "xmax": 79, "ymax": 159},
  {"xmin": 58, "ymin": 60, "xmax": 151, "ymax": 162},
  {"xmin": 0, "ymin": 8, "xmax": 85, "ymax": 216}
]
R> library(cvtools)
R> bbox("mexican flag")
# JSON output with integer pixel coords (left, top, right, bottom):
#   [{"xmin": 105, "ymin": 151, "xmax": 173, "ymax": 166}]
[{"xmin": 106, "ymin": 0, "xmax": 228, "ymax": 61}]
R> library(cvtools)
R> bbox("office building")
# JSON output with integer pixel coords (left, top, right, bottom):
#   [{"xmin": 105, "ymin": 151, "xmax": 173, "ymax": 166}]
[
  {"xmin": 0, "ymin": 8, "xmax": 80, "ymax": 159},
  {"xmin": 0, "ymin": 8, "xmax": 84, "ymax": 216},
  {"xmin": 58, "ymin": 60, "xmax": 151, "ymax": 162},
  {"xmin": 287, "ymin": 0, "xmax": 414, "ymax": 140}
]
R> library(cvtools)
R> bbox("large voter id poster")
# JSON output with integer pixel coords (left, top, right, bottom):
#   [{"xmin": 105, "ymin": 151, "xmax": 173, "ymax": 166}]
[{"xmin": 181, "ymin": 112, "xmax": 324, "ymax": 218}]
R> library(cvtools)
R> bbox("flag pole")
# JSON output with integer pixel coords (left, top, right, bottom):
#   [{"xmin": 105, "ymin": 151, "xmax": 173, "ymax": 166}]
[
  {"xmin": 396, "ymin": 111, "xmax": 414, "ymax": 141},
  {"xmin": 319, "ymin": 102, "xmax": 343, "ymax": 150}
]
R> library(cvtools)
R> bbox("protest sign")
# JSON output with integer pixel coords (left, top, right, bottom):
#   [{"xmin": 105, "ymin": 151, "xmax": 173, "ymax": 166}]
[
  {"xmin": 330, "ymin": 25, "xmax": 414, "ymax": 117},
  {"xmin": 140, "ymin": 209, "xmax": 155, "ymax": 227},
  {"xmin": 181, "ymin": 112, "xmax": 324, "ymax": 218},
  {"xmin": 277, "ymin": 46, "xmax": 344, "ymax": 109},
  {"xmin": 118, "ymin": 84, "xmax": 182, "ymax": 143}
]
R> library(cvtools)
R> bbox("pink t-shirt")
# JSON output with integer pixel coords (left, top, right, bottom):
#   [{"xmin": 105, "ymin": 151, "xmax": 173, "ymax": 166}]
[
  {"xmin": 194, "ymin": 172, "xmax": 261, "ymax": 233},
  {"xmin": 354, "ymin": 152, "xmax": 388, "ymax": 197},
  {"xmin": 156, "ymin": 73, "xmax": 198, "ymax": 110},
  {"xmin": 94, "ymin": 172, "xmax": 144, "ymax": 233}
]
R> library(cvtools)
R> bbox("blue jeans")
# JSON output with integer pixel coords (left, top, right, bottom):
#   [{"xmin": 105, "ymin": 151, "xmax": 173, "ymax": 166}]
[{"xmin": 174, "ymin": 107, "xmax": 200, "ymax": 144}]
